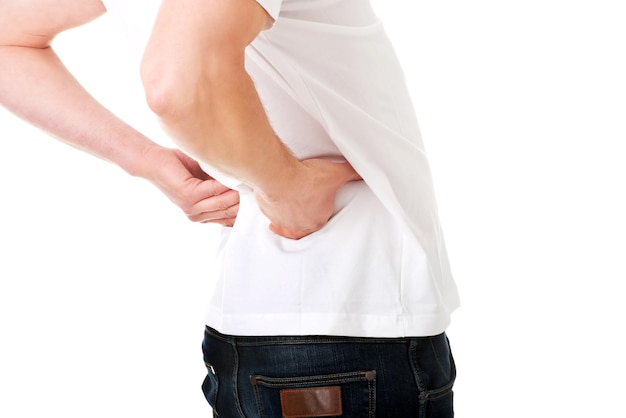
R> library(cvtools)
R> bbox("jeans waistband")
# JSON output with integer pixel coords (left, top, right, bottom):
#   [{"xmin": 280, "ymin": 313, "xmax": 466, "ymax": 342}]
[{"xmin": 205, "ymin": 326, "xmax": 444, "ymax": 346}]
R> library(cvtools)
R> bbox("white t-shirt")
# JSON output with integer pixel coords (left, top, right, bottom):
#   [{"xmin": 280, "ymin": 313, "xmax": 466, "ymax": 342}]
[{"xmin": 100, "ymin": 0, "xmax": 460, "ymax": 337}]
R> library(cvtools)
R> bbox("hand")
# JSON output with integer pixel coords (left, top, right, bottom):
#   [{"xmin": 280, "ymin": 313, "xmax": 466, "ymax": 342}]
[
  {"xmin": 141, "ymin": 146, "xmax": 239, "ymax": 225},
  {"xmin": 254, "ymin": 159, "xmax": 361, "ymax": 239}
]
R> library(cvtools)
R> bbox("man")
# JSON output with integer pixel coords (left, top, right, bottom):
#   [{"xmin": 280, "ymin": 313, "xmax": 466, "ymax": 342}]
[{"xmin": 0, "ymin": 0, "xmax": 460, "ymax": 416}]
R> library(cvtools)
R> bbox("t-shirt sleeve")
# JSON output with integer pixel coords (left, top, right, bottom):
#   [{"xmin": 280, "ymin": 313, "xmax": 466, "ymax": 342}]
[{"xmin": 255, "ymin": 0, "xmax": 282, "ymax": 29}]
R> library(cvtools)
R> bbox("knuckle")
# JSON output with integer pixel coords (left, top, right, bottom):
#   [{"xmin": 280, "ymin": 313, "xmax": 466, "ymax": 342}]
[
  {"xmin": 216, "ymin": 199, "xmax": 230, "ymax": 211},
  {"xmin": 224, "ymin": 205, "xmax": 239, "ymax": 219},
  {"xmin": 207, "ymin": 180, "xmax": 227, "ymax": 197},
  {"xmin": 188, "ymin": 212, "xmax": 204, "ymax": 222}
]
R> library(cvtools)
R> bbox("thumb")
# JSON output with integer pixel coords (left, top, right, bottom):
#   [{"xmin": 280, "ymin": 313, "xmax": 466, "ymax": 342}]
[
  {"xmin": 193, "ymin": 177, "xmax": 232, "ymax": 197},
  {"xmin": 340, "ymin": 161, "xmax": 362, "ymax": 182}
]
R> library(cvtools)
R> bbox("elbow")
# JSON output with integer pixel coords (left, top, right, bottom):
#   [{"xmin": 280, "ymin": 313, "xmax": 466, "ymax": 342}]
[
  {"xmin": 140, "ymin": 48, "xmax": 209, "ymax": 122},
  {"xmin": 141, "ymin": 45, "xmax": 245, "ymax": 122},
  {"xmin": 140, "ymin": 59, "xmax": 186, "ymax": 120}
]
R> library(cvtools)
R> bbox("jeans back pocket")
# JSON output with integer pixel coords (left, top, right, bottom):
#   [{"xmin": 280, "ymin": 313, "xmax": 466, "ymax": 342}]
[{"xmin": 250, "ymin": 370, "xmax": 376, "ymax": 418}]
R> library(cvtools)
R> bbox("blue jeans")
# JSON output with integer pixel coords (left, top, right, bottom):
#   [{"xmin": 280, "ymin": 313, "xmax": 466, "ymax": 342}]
[{"xmin": 201, "ymin": 327, "xmax": 455, "ymax": 417}]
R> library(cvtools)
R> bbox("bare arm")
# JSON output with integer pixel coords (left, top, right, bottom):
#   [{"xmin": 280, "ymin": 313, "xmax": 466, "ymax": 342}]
[
  {"xmin": 0, "ymin": 0, "xmax": 239, "ymax": 225},
  {"xmin": 140, "ymin": 0, "xmax": 360, "ymax": 239}
]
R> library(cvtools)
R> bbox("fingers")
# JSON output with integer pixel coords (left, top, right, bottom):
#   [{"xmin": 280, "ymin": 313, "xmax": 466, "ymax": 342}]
[
  {"xmin": 335, "ymin": 161, "xmax": 362, "ymax": 182},
  {"xmin": 183, "ymin": 179, "xmax": 240, "ymax": 224},
  {"xmin": 269, "ymin": 223, "xmax": 315, "ymax": 240},
  {"xmin": 200, "ymin": 211, "xmax": 238, "ymax": 226},
  {"xmin": 189, "ymin": 175, "xmax": 232, "ymax": 197},
  {"xmin": 147, "ymin": 147, "xmax": 239, "ymax": 224},
  {"xmin": 187, "ymin": 194, "xmax": 240, "ymax": 224}
]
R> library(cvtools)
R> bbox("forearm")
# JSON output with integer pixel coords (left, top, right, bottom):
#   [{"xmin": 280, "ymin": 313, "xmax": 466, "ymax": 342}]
[
  {"xmin": 138, "ymin": 0, "xmax": 361, "ymax": 238},
  {"xmin": 140, "ymin": 0, "xmax": 310, "ymax": 200},
  {"xmin": 0, "ymin": 45, "xmax": 156, "ymax": 178},
  {"xmin": 145, "ymin": 62, "xmax": 300, "ymax": 199}
]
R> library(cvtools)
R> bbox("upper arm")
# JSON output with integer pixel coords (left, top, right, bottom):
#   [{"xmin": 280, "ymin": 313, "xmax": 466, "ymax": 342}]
[
  {"xmin": 0, "ymin": 0, "xmax": 106, "ymax": 48},
  {"xmin": 143, "ymin": 0, "xmax": 269, "ymax": 71},
  {"xmin": 140, "ymin": 0, "xmax": 271, "ymax": 114}
]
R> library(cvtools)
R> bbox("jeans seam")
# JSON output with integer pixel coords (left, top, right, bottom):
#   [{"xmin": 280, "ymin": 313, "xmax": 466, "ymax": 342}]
[
  {"xmin": 429, "ymin": 335, "xmax": 451, "ymax": 381},
  {"xmin": 206, "ymin": 327, "xmax": 233, "ymax": 344},
  {"xmin": 251, "ymin": 371, "xmax": 374, "ymax": 387},
  {"xmin": 368, "ymin": 377, "xmax": 376, "ymax": 418},
  {"xmin": 418, "ymin": 342, "xmax": 456, "ymax": 402},
  {"xmin": 237, "ymin": 339, "xmax": 408, "ymax": 346},
  {"xmin": 418, "ymin": 381, "xmax": 455, "ymax": 401},
  {"xmin": 409, "ymin": 340, "xmax": 427, "ymax": 392},
  {"xmin": 231, "ymin": 341, "xmax": 247, "ymax": 418},
  {"xmin": 252, "ymin": 383, "xmax": 264, "ymax": 418}
]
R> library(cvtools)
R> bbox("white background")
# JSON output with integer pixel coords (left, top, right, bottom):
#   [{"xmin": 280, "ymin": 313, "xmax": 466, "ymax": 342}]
[{"xmin": 1, "ymin": 1, "xmax": 625, "ymax": 416}]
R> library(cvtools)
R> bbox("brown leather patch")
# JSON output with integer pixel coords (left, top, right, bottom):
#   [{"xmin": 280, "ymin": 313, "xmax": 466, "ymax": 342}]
[{"xmin": 280, "ymin": 386, "xmax": 342, "ymax": 417}]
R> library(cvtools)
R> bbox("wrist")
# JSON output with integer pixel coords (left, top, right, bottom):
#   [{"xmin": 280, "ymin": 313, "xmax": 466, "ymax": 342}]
[
  {"xmin": 256, "ymin": 156, "xmax": 307, "ymax": 203},
  {"xmin": 256, "ymin": 158, "xmax": 358, "ymax": 204},
  {"xmin": 125, "ymin": 141, "xmax": 166, "ymax": 180}
]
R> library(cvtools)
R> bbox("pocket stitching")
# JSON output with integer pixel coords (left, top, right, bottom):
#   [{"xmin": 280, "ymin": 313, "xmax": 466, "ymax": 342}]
[
  {"xmin": 251, "ymin": 370, "xmax": 376, "ymax": 417},
  {"xmin": 251, "ymin": 370, "xmax": 374, "ymax": 387}
]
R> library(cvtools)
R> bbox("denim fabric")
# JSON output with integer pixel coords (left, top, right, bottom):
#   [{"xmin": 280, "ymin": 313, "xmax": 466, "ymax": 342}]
[{"xmin": 201, "ymin": 327, "xmax": 455, "ymax": 417}]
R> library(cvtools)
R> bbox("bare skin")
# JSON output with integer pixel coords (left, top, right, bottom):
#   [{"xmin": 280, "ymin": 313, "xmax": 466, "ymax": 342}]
[
  {"xmin": 141, "ymin": 0, "xmax": 361, "ymax": 239},
  {"xmin": 0, "ymin": 0, "xmax": 238, "ymax": 225},
  {"xmin": 0, "ymin": 0, "xmax": 361, "ymax": 238}
]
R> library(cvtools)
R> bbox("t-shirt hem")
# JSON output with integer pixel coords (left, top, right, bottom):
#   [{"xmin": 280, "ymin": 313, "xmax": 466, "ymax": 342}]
[
  {"xmin": 205, "ymin": 310, "xmax": 453, "ymax": 338},
  {"xmin": 255, "ymin": 0, "xmax": 282, "ymax": 29}
]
